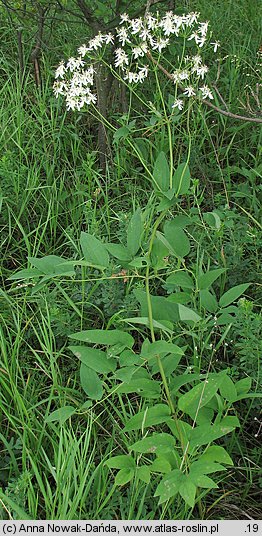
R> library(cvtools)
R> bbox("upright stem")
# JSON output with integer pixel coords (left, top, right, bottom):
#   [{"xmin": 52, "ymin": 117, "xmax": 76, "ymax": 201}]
[
  {"xmin": 154, "ymin": 66, "xmax": 174, "ymax": 189},
  {"xmin": 145, "ymin": 209, "xmax": 175, "ymax": 414}
]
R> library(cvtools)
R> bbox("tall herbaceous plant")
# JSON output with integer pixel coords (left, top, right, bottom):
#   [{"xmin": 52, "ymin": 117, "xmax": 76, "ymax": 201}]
[{"xmin": 49, "ymin": 10, "xmax": 254, "ymax": 511}]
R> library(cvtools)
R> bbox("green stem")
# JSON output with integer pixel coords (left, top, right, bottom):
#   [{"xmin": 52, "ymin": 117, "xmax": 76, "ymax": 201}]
[
  {"xmin": 153, "ymin": 64, "xmax": 173, "ymax": 189},
  {"xmin": 145, "ymin": 209, "xmax": 175, "ymax": 414}
]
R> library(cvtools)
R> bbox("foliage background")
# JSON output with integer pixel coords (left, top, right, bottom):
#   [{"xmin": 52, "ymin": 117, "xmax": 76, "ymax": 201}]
[{"xmin": 0, "ymin": 0, "xmax": 261, "ymax": 521}]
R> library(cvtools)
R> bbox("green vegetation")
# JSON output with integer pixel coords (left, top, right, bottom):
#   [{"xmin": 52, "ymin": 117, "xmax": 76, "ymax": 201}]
[{"xmin": 0, "ymin": 0, "xmax": 261, "ymax": 521}]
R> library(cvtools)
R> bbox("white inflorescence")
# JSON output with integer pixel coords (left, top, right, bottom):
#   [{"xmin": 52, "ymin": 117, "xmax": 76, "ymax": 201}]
[{"xmin": 53, "ymin": 10, "xmax": 218, "ymax": 111}]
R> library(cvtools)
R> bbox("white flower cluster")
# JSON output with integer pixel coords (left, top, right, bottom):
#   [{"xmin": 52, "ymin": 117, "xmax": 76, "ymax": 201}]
[
  {"xmin": 53, "ymin": 10, "xmax": 219, "ymax": 111},
  {"xmin": 53, "ymin": 62, "xmax": 96, "ymax": 111}
]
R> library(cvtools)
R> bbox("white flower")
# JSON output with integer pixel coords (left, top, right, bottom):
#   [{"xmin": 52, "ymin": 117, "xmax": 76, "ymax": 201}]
[
  {"xmin": 173, "ymin": 15, "xmax": 183, "ymax": 33},
  {"xmin": 179, "ymin": 70, "xmax": 189, "ymax": 81},
  {"xmin": 172, "ymin": 98, "xmax": 183, "ymax": 110},
  {"xmin": 130, "ymin": 18, "xmax": 143, "ymax": 35},
  {"xmin": 197, "ymin": 37, "xmax": 206, "ymax": 48},
  {"xmin": 78, "ymin": 44, "xmax": 88, "ymax": 57},
  {"xmin": 188, "ymin": 31, "xmax": 198, "ymax": 42},
  {"xmin": 160, "ymin": 11, "xmax": 175, "ymax": 36},
  {"xmin": 172, "ymin": 70, "xmax": 180, "ymax": 83},
  {"xmin": 152, "ymin": 37, "xmax": 169, "ymax": 52},
  {"xmin": 145, "ymin": 14, "xmax": 158, "ymax": 30},
  {"xmin": 192, "ymin": 55, "xmax": 202, "ymax": 67},
  {"xmin": 211, "ymin": 41, "xmax": 220, "ymax": 53},
  {"xmin": 124, "ymin": 70, "xmax": 138, "ymax": 84},
  {"xmin": 55, "ymin": 61, "xmax": 66, "ymax": 79},
  {"xmin": 85, "ymin": 89, "xmax": 97, "ymax": 105},
  {"xmin": 65, "ymin": 96, "xmax": 77, "ymax": 110},
  {"xmin": 67, "ymin": 57, "xmax": 85, "ymax": 72},
  {"xmin": 185, "ymin": 12, "xmax": 200, "ymax": 26},
  {"xmin": 139, "ymin": 27, "xmax": 152, "ymax": 42},
  {"xmin": 104, "ymin": 33, "xmax": 114, "ymax": 45},
  {"xmin": 138, "ymin": 65, "xmax": 149, "ymax": 82},
  {"xmin": 132, "ymin": 43, "xmax": 148, "ymax": 59},
  {"xmin": 196, "ymin": 64, "xmax": 208, "ymax": 78},
  {"xmin": 199, "ymin": 21, "xmax": 209, "ymax": 36},
  {"xmin": 124, "ymin": 66, "xmax": 149, "ymax": 84},
  {"xmin": 53, "ymin": 80, "xmax": 68, "ymax": 97},
  {"xmin": 188, "ymin": 32, "xmax": 206, "ymax": 47},
  {"xmin": 120, "ymin": 13, "xmax": 130, "ymax": 24},
  {"xmin": 82, "ymin": 65, "xmax": 95, "ymax": 85},
  {"xmin": 115, "ymin": 48, "xmax": 129, "ymax": 69},
  {"xmin": 200, "ymin": 85, "xmax": 213, "ymax": 99},
  {"xmin": 184, "ymin": 86, "xmax": 196, "ymax": 97},
  {"xmin": 87, "ymin": 33, "xmax": 104, "ymax": 51},
  {"xmin": 116, "ymin": 27, "xmax": 131, "ymax": 46},
  {"xmin": 65, "ymin": 87, "xmax": 97, "ymax": 111},
  {"xmin": 173, "ymin": 69, "xmax": 189, "ymax": 83}
]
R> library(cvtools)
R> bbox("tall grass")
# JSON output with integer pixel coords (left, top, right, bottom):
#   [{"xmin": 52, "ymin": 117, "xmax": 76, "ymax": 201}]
[{"xmin": 0, "ymin": 0, "xmax": 261, "ymax": 520}]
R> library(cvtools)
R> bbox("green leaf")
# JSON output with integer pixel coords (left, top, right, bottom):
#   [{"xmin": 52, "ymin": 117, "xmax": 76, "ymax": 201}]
[
  {"xmin": 190, "ymin": 462, "xmax": 226, "ymax": 475},
  {"xmin": 163, "ymin": 221, "xmax": 190, "ymax": 258},
  {"xmin": 150, "ymin": 353, "xmax": 183, "ymax": 377},
  {"xmin": 69, "ymin": 329, "xmax": 134, "ymax": 348},
  {"xmin": 124, "ymin": 404, "xmax": 171, "ymax": 432},
  {"xmin": 172, "ymin": 373, "xmax": 200, "ymax": 392},
  {"xmin": 130, "ymin": 433, "xmax": 176, "ymax": 455},
  {"xmin": 68, "ymin": 346, "xmax": 116, "ymax": 373},
  {"xmin": 189, "ymin": 416, "xmax": 240, "ymax": 447},
  {"xmin": 166, "ymin": 272, "xmax": 194, "ymax": 290},
  {"xmin": 140, "ymin": 340, "xmax": 184, "ymax": 358},
  {"xmin": 150, "ymin": 457, "xmax": 171, "ymax": 473},
  {"xmin": 114, "ymin": 366, "xmax": 137, "ymax": 382},
  {"xmin": 119, "ymin": 350, "xmax": 141, "ymax": 367},
  {"xmin": 45, "ymin": 406, "xmax": 76, "ymax": 424},
  {"xmin": 172, "ymin": 215, "xmax": 193, "ymax": 228},
  {"xmin": 136, "ymin": 466, "xmax": 151, "ymax": 484},
  {"xmin": 134, "ymin": 138, "xmax": 150, "ymax": 161},
  {"xmin": 134, "ymin": 289, "xmax": 179, "ymax": 323},
  {"xmin": 8, "ymin": 268, "xmax": 43, "ymax": 280},
  {"xmin": 216, "ymin": 313, "xmax": 235, "ymax": 325},
  {"xmin": 80, "ymin": 364, "xmax": 103, "ymax": 400},
  {"xmin": 115, "ymin": 468, "xmax": 135, "ymax": 486},
  {"xmin": 168, "ymin": 419, "xmax": 192, "ymax": 445},
  {"xmin": 219, "ymin": 375, "xmax": 237, "ymax": 402},
  {"xmin": 178, "ymin": 475, "xmax": 196, "ymax": 508},
  {"xmin": 167, "ymin": 292, "xmax": 191, "ymax": 305},
  {"xmin": 195, "ymin": 407, "xmax": 214, "ymax": 426},
  {"xmin": 178, "ymin": 375, "xmax": 224, "ymax": 418},
  {"xmin": 28, "ymin": 255, "xmax": 75, "ymax": 276},
  {"xmin": 128, "ymin": 256, "xmax": 148, "ymax": 268},
  {"xmin": 198, "ymin": 445, "xmax": 234, "ymax": 466},
  {"xmin": 219, "ymin": 283, "xmax": 251, "ymax": 308},
  {"xmin": 127, "ymin": 208, "xmax": 143, "ymax": 257},
  {"xmin": 203, "ymin": 211, "xmax": 221, "ymax": 230},
  {"xmin": 151, "ymin": 237, "xmax": 169, "ymax": 270},
  {"xmin": 153, "ymin": 151, "xmax": 170, "ymax": 192},
  {"xmin": 198, "ymin": 269, "xmax": 225, "ymax": 290},
  {"xmin": 154, "ymin": 469, "xmax": 182, "ymax": 503},
  {"xmin": 172, "ymin": 162, "xmax": 191, "ymax": 196},
  {"xmin": 105, "ymin": 243, "xmax": 131, "ymax": 261},
  {"xmin": 235, "ymin": 377, "xmax": 252, "ymax": 395},
  {"xmin": 105, "ymin": 455, "xmax": 135, "ymax": 470},
  {"xmin": 178, "ymin": 304, "xmax": 201, "ymax": 323},
  {"xmin": 117, "ymin": 379, "xmax": 160, "ymax": 397},
  {"xmin": 80, "ymin": 232, "xmax": 109, "ymax": 268},
  {"xmin": 190, "ymin": 474, "xmax": 218, "ymax": 489},
  {"xmin": 113, "ymin": 126, "xmax": 130, "ymax": 142},
  {"xmin": 0, "ymin": 489, "xmax": 32, "ymax": 520},
  {"xmin": 200, "ymin": 289, "xmax": 218, "ymax": 313}
]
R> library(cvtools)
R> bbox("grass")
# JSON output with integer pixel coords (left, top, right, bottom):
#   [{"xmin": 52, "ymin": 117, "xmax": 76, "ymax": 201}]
[{"xmin": 0, "ymin": 0, "xmax": 261, "ymax": 521}]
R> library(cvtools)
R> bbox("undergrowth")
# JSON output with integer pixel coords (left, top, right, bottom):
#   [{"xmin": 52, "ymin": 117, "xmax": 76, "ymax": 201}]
[{"xmin": 0, "ymin": 0, "xmax": 261, "ymax": 521}]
